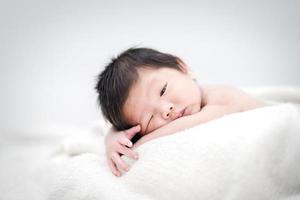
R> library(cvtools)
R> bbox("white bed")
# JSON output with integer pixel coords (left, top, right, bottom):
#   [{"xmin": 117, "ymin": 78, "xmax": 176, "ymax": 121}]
[{"xmin": 1, "ymin": 86, "xmax": 300, "ymax": 200}]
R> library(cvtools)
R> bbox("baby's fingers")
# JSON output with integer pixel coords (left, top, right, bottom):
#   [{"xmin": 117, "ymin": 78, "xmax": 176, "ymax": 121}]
[
  {"xmin": 119, "ymin": 146, "xmax": 139, "ymax": 160},
  {"xmin": 124, "ymin": 125, "xmax": 141, "ymax": 139},
  {"xmin": 118, "ymin": 137, "xmax": 133, "ymax": 148},
  {"xmin": 107, "ymin": 158, "xmax": 121, "ymax": 177},
  {"xmin": 111, "ymin": 153, "xmax": 130, "ymax": 173}
]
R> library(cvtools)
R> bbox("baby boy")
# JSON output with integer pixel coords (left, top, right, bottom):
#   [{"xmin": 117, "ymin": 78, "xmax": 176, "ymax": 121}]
[{"xmin": 95, "ymin": 47, "xmax": 265, "ymax": 177}]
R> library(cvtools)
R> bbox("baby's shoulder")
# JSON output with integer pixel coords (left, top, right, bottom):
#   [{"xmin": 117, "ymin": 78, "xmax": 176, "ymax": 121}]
[{"xmin": 202, "ymin": 85, "xmax": 247, "ymax": 105}]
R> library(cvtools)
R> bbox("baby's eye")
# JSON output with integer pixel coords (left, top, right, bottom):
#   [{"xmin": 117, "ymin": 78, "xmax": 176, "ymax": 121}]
[{"xmin": 160, "ymin": 82, "xmax": 168, "ymax": 96}]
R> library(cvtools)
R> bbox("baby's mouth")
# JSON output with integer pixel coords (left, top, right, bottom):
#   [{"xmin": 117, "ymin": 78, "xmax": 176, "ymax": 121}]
[
  {"xmin": 172, "ymin": 107, "xmax": 188, "ymax": 120},
  {"xmin": 179, "ymin": 107, "xmax": 187, "ymax": 118}
]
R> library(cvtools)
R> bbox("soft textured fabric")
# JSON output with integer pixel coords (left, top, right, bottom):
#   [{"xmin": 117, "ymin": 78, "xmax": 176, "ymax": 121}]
[{"xmin": 48, "ymin": 104, "xmax": 300, "ymax": 200}]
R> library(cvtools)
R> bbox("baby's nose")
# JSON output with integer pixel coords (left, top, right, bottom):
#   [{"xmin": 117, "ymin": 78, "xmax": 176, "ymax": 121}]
[{"xmin": 164, "ymin": 106, "xmax": 174, "ymax": 119}]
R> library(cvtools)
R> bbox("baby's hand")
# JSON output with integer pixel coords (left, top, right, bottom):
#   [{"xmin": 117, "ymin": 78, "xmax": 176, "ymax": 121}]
[{"xmin": 105, "ymin": 125, "xmax": 140, "ymax": 177}]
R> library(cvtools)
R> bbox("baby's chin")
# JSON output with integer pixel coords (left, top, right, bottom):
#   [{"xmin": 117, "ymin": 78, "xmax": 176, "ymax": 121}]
[
  {"xmin": 143, "ymin": 120, "xmax": 172, "ymax": 136},
  {"xmin": 143, "ymin": 125, "xmax": 163, "ymax": 136}
]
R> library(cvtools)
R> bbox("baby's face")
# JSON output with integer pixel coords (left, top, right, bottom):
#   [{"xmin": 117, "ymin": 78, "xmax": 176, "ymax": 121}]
[{"xmin": 123, "ymin": 66, "xmax": 202, "ymax": 135}]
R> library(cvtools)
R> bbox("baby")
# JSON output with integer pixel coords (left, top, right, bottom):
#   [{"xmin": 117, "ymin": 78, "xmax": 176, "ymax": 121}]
[{"xmin": 95, "ymin": 47, "xmax": 265, "ymax": 177}]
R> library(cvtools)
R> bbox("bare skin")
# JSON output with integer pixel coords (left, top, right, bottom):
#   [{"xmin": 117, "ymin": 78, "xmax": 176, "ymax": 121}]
[
  {"xmin": 132, "ymin": 85, "xmax": 265, "ymax": 149},
  {"xmin": 105, "ymin": 84, "xmax": 265, "ymax": 177},
  {"xmin": 105, "ymin": 125, "xmax": 140, "ymax": 177}
]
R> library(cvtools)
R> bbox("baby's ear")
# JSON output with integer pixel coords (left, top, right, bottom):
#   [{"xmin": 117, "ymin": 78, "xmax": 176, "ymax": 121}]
[{"xmin": 177, "ymin": 58, "xmax": 197, "ymax": 80}]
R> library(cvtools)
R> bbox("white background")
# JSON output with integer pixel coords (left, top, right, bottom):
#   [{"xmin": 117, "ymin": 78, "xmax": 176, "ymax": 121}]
[{"xmin": 0, "ymin": 0, "xmax": 299, "ymax": 135}]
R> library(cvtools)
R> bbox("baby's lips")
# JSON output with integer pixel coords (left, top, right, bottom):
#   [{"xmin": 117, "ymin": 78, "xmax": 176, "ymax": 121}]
[{"xmin": 182, "ymin": 106, "xmax": 193, "ymax": 116}]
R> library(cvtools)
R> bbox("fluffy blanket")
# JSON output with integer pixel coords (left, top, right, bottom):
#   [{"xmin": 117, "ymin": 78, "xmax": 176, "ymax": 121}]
[{"xmin": 47, "ymin": 104, "xmax": 300, "ymax": 200}]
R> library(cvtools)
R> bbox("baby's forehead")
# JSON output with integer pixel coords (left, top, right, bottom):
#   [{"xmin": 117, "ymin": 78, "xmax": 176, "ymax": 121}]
[
  {"xmin": 136, "ymin": 66, "xmax": 160, "ymax": 77},
  {"xmin": 123, "ymin": 70, "xmax": 158, "ymax": 127},
  {"xmin": 134, "ymin": 67, "xmax": 160, "ymax": 87},
  {"xmin": 136, "ymin": 66, "xmax": 175, "ymax": 84},
  {"xmin": 125, "ymin": 66, "xmax": 172, "ymax": 109}
]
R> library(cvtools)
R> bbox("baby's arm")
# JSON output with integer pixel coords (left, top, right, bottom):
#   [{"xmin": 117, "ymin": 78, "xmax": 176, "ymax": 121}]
[
  {"xmin": 133, "ymin": 104, "xmax": 237, "ymax": 148},
  {"xmin": 133, "ymin": 87, "xmax": 266, "ymax": 148}
]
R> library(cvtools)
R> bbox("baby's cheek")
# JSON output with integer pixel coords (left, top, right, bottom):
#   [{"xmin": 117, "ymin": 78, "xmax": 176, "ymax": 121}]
[{"xmin": 148, "ymin": 118, "xmax": 168, "ymax": 133}]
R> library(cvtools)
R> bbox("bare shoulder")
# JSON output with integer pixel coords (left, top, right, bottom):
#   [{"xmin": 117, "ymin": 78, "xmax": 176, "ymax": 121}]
[
  {"xmin": 201, "ymin": 85, "xmax": 248, "ymax": 103},
  {"xmin": 201, "ymin": 85, "xmax": 265, "ymax": 111}
]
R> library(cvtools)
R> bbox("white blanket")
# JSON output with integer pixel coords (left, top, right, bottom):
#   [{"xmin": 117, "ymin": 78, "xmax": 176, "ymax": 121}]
[{"xmin": 47, "ymin": 104, "xmax": 300, "ymax": 200}]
